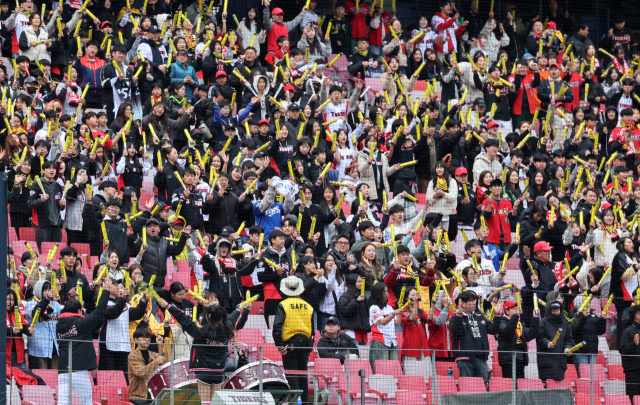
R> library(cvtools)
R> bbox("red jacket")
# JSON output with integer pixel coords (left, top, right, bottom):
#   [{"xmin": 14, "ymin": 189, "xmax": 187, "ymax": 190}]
[
  {"xmin": 509, "ymin": 72, "xmax": 539, "ymax": 115},
  {"xmin": 567, "ymin": 72, "xmax": 584, "ymax": 112},
  {"xmin": 346, "ymin": 1, "xmax": 369, "ymax": 39},
  {"xmin": 427, "ymin": 307, "xmax": 453, "ymax": 357},
  {"xmin": 400, "ymin": 309, "xmax": 430, "ymax": 359},
  {"xmin": 481, "ymin": 197, "xmax": 513, "ymax": 244},
  {"xmin": 266, "ymin": 22, "xmax": 290, "ymax": 53},
  {"xmin": 6, "ymin": 304, "xmax": 26, "ymax": 365},
  {"xmin": 368, "ymin": 11, "xmax": 392, "ymax": 47}
]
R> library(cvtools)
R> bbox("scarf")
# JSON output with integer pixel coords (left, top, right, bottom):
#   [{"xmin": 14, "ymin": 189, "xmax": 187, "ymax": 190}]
[
  {"xmin": 169, "ymin": 95, "xmax": 185, "ymax": 106},
  {"xmin": 216, "ymin": 254, "xmax": 235, "ymax": 272},
  {"xmin": 602, "ymin": 222, "xmax": 621, "ymax": 240},
  {"xmin": 21, "ymin": 8, "xmax": 31, "ymax": 17},
  {"xmin": 613, "ymin": 57, "xmax": 629, "ymax": 74},
  {"xmin": 436, "ymin": 177, "xmax": 448, "ymax": 191},
  {"xmin": 553, "ymin": 261, "xmax": 578, "ymax": 289},
  {"xmin": 354, "ymin": 47, "xmax": 369, "ymax": 57}
]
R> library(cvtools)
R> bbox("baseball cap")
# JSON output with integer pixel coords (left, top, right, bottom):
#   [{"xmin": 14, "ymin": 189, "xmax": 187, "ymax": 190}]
[
  {"xmin": 554, "ymin": 101, "xmax": 565, "ymax": 108},
  {"xmin": 258, "ymin": 119, "xmax": 270, "ymax": 126},
  {"xmin": 522, "ymin": 53, "xmax": 534, "ymax": 60},
  {"xmin": 24, "ymin": 77, "xmax": 37, "ymax": 84},
  {"xmin": 221, "ymin": 226, "xmax": 235, "ymax": 236},
  {"xmin": 101, "ymin": 21, "xmax": 112, "ymax": 28},
  {"xmin": 489, "ymin": 178, "xmax": 503, "ymax": 187},
  {"xmin": 224, "ymin": 123, "xmax": 236, "ymax": 131},
  {"xmin": 284, "ymin": 84, "xmax": 295, "ymax": 93},
  {"xmin": 216, "ymin": 70, "xmax": 227, "ymax": 78},
  {"xmin": 546, "ymin": 21, "xmax": 557, "ymax": 29},
  {"xmin": 272, "ymin": 7, "xmax": 284, "ymax": 15},
  {"xmin": 146, "ymin": 218, "xmax": 161, "ymax": 227},
  {"xmin": 473, "ymin": 97, "xmax": 485, "ymax": 107},
  {"xmin": 503, "ymin": 300, "xmax": 517, "ymax": 310},
  {"xmin": 549, "ymin": 301, "xmax": 562, "ymax": 310},
  {"xmin": 288, "ymin": 104, "xmax": 300, "ymax": 111},
  {"xmin": 486, "ymin": 121, "xmax": 499, "ymax": 129},
  {"xmin": 549, "ymin": 63, "xmax": 560, "ymax": 69},
  {"xmin": 326, "ymin": 316, "xmax": 340, "ymax": 325},
  {"xmin": 148, "ymin": 25, "xmax": 161, "ymax": 33},
  {"xmin": 533, "ymin": 241, "xmax": 554, "ymax": 252},
  {"xmin": 455, "ymin": 167, "xmax": 468, "ymax": 176},
  {"xmin": 177, "ymin": 50, "xmax": 188, "ymax": 56}
]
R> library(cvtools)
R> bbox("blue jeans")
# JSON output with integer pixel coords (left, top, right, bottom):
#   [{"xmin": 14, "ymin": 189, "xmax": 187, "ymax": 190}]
[
  {"xmin": 457, "ymin": 358, "xmax": 489, "ymax": 382},
  {"xmin": 573, "ymin": 354, "xmax": 591, "ymax": 377},
  {"xmin": 316, "ymin": 312, "xmax": 333, "ymax": 331}
]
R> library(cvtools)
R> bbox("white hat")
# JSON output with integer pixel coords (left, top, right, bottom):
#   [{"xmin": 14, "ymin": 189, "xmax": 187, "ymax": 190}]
[{"xmin": 280, "ymin": 276, "xmax": 304, "ymax": 297}]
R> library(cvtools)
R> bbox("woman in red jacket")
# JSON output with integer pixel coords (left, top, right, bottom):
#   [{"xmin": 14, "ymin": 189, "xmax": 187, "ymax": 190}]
[
  {"xmin": 6, "ymin": 289, "xmax": 30, "ymax": 369},
  {"xmin": 427, "ymin": 292, "xmax": 454, "ymax": 362},
  {"xmin": 397, "ymin": 287, "xmax": 431, "ymax": 362}
]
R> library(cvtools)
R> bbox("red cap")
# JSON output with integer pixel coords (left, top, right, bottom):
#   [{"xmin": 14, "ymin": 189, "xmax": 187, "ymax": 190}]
[
  {"xmin": 547, "ymin": 21, "xmax": 556, "ymax": 29},
  {"xmin": 533, "ymin": 241, "xmax": 554, "ymax": 252},
  {"xmin": 455, "ymin": 167, "xmax": 468, "ymax": 176},
  {"xmin": 272, "ymin": 7, "xmax": 284, "ymax": 15},
  {"xmin": 216, "ymin": 70, "xmax": 227, "ymax": 78},
  {"xmin": 258, "ymin": 119, "xmax": 270, "ymax": 126},
  {"xmin": 487, "ymin": 121, "xmax": 499, "ymax": 129},
  {"xmin": 284, "ymin": 84, "xmax": 295, "ymax": 93},
  {"xmin": 549, "ymin": 63, "xmax": 560, "ymax": 69},
  {"xmin": 554, "ymin": 101, "xmax": 565, "ymax": 108},
  {"xmin": 101, "ymin": 21, "xmax": 112, "ymax": 28},
  {"xmin": 504, "ymin": 300, "xmax": 518, "ymax": 310}
]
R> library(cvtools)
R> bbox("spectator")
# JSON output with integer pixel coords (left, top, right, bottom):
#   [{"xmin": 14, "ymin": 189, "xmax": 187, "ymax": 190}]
[
  {"xmin": 317, "ymin": 316, "xmax": 359, "ymax": 364},
  {"xmin": 536, "ymin": 300, "xmax": 575, "ymax": 382},
  {"xmin": 492, "ymin": 299, "xmax": 539, "ymax": 379}
]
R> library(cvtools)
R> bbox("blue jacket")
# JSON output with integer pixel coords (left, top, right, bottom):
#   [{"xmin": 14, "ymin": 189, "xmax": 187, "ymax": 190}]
[
  {"xmin": 212, "ymin": 103, "xmax": 253, "ymax": 145},
  {"xmin": 24, "ymin": 298, "xmax": 62, "ymax": 358},
  {"xmin": 169, "ymin": 62, "xmax": 198, "ymax": 103}
]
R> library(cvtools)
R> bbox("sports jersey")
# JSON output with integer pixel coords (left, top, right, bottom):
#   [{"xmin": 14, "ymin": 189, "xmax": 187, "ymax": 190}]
[{"xmin": 369, "ymin": 304, "xmax": 397, "ymax": 347}]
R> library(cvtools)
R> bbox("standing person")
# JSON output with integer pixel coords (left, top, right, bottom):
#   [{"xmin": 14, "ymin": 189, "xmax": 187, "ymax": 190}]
[
  {"xmin": 338, "ymin": 274, "xmax": 371, "ymax": 346},
  {"xmin": 398, "ymin": 287, "xmax": 431, "ymax": 362},
  {"xmin": 619, "ymin": 304, "xmax": 640, "ymax": 404},
  {"xmin": 25, "ymin": 279, "xmax": 62, "ymax": 370},
  {"xmin": 262, "ymin": 2, "xmax": 305, "ymax": 54},
  {"xmin": 481, "ymin": 178, "xmax": 515, "ymax": 251},
  {"xmin": 431, "ymin": 0, "xmax": 468, "ymax": 61},
  {"xmin": 256, "ymin": 229, "xmax": 292, "ymax": 327},
  {"xmin": 367, "ymin": 281, "xmax": 401, "ymax": 373},
  {"xmin": 569, "ymin": 304, "xmax": 607, "ymax": 377},
  {"xmin": 128, "ymin": 328, "xmax": 170, "ymax": 405},
  {"xmin": 273, "ymin": 276, "xmax": 314, "ymax": 405},
  {"xmin": 27, "ymin": 161, "xmax": 65, "ymax": 249},
  {"xmin": 611, "ymin": 237, "xmax": 640, "ymax": 348},
  {"xmin": 492, "ymin": 300, "xmax": 539, "ymax": 379},
  {"xmin": 56, "ymin": 278, "xmax": 112, "ymax": 405},
  {"xmin": 536, "ymin": 300, "xmax": 575, "ymax": 382},
  {"xmin": 450, "ymin": 290, "xmax": 496, "ymax": 382}
]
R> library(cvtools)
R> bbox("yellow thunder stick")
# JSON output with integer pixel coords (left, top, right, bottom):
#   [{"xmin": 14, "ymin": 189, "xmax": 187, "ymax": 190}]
[
  {"xmin": 30, "ymin": 309, "xmax": 41, "ymax": 327},
  {"xmin": 551, "ymin": 328, "xmax": 562, "ymax": 345},
  {"xmin": 602, "ymin": 294, "xmax": 614, "ymax": 316},
  {"xmin": 566, "ymin": 341, "xmax": 586, "ymax": 354}
]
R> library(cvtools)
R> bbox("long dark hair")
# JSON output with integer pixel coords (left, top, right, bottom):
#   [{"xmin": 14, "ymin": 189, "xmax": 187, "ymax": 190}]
[
  {"xmin": 321, "ymin": 252, "xmax": 343, "ymax": 285},
  {"xmin": 394, "ymin": 286, "xmax": 426, "ymax": 323},
  {"xmin": 367, "ymin": 281, "xmax": 388, "ymax": 311},
  {"xmin": 432, "ymin": 161, "xmax": 451, "ymax": 191},
  {"xmin": 124, "ymin": 142, "xmax": 143, "ymax": 172},
  {"xmin": 505, "ymin": 168, "xmax": 522, "ymax": 198},
  {"xmin": 320, "ymin": 185, "xmax": 338, "ymax": 214},
  {"xmin": 344, "ymin": 273, "xmax": 361, "ymax": 299},
  {"xmin": 243, "ymin": 7, "xmax": 263, "ymax": 32},
  {"xmin": 202, "ymin": 304, "xmax": 233, "ymax": 343},
  {"xmin": 121, "ymin": 186, "xmax": 137, "ymax": 214},
  {"xmin": 115, "ymin": 102, "xmax": 132, "ymax": 128}
]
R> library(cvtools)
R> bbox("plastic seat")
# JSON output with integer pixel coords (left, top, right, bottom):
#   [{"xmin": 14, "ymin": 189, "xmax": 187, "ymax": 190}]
[
  {"xmin": 41, "ymin": 242, "xmax": 61, "ymax": 262},
  {"xmin": 574, "ymin": 394, "xmax": 592, "ymax": 405},
  {"xmin": 249, "ymin": 300, "xmax": 264, "ymax": 315},
  {"xmin": 563, "ymin": 366, "xmax": 578, "ymax": 382},
  {"xmin": 236, "ymin": 328, "xmax": 264, "ymax": 346},
  {"xmin": 139, "ymin": 193, "xmax": 154, "ymax": 208},
  {"xmin": 23, "ymin": 385, "xmax": 56, "ymax": 405},
  {"xmin": 8, "ymin": 227, "xmax": 18, "ymax": 245},
  {"xmin": 603, "ymin": 380, "xmax": 626, "ymax": 396},
  {"xmin": 395, "ymin": 390, "xmax": 424, "ymax": 405},
  {"xmin": 97, "ymin": 370, "xmax": 128, "ymax": 388},
  {"xmin": 578, "ymin": 364, "xmax": 607, "ymax": 382},
  {"xmin": 432, "ymin": 376, "xmax": 457, "ymax": 394},
  {"xmin": 575, "ymin": 380, "xmax": 602, "ymax": 398},
  {"xmin": 245, "ymin": 315, "xmax": 269, "ymax": 333},
  {"xmin": 374, "ymin": 360, "xmax": 403, "ymax": 377},
  {"xmin": 171, "ymin": 272, "xmax": 191, "ymax": 288},
  {"xmin": 344, "ymin": 359, "xmax": 373, "ymax": 377},
  {"xmin": 517, "ymin": 378, "xmax": 544, "ymax": 390},
  {"xmin": 71, "ymin": 243, "xmax": 91, "ymax": 258},
  {"xmin": 435, "ymin": 362, "xmax": 459, "ymax": 379},
  {"xmin": 634, "ymin": 396, "xmax": 640, "ymax": 405},
  {"xmin": 260, "ymin": 345, "xmax": 282, "ymax": 362},
  {"xmin": 609, "ymin": 365, "xmax": 625, "ymax": 380},
  {"xmin": 488, "ymin": 377, "xmax": 513, "ymax": 392},
  {"xmin": 337, "ymin": 375, "xmax": 378, "ymax": 405},
  {"xmin": 32, "ymin": 369, "xmax": 58, "ymax": 390},
  {"xmin": 398, "ymin": 376, "xmax": 429, "ymax": 394},
  {"xmin": 19, "ymin": 228, "xmax": 36, "ymax": 242},
  {"xmin": 609, "ymin": 350, "xmax": 622, "ymax": 365},
  {"xmin": 458, "ymin": 376, "xmax": 486, "ymax": 393},
  {"xmin": 18, "ymin": 241, "xmax": 39, "ymax": 256},
  {"xmin": 176, "ymin": 260, "xmax": 190, "ymax": 273},
  {"xmin": 367, "ymin": 374, "xmax": 397, "ymax": 402},
  {"xmin": 605, "ymin": 395, "xmax": 632, "ymax": 405},
  {"xmin": 546, "ymin": 379, "xmax": 573, "ymax": 392}
]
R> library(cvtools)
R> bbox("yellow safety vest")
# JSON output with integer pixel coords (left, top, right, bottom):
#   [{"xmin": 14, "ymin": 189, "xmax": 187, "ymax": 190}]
[{"xmin": 281, "ymin": 297, "xmax": 314, "ymax": 342}]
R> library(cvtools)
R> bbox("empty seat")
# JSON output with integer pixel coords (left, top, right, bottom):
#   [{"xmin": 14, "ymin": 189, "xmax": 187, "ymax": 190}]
[
  {"xmin": 374, "ymin": 360, "xmax": 403, "ymax": 377},
  {"xmin": 435, "ymin": 362, "xmax": 459, "ymax": 379},
  {"xmin": 395, "ymin": 390, "xmax": 425, "ymax": 405},
  {"xmin": 574, "ymin": 394, "xmax": 593, "ymax": 405},
  {"xmin": 344, "ymin": 359, "xmax": 373, "ymax": 377},
  {"xmin": 32, "ymin": 369, "xmax": 58, "ymax": 390},
  {"xmin": 575, "ymin": 380, "xmax": 602, "ymax": 398},
  {"xmin": 337, "ymin": 375, "xmax": 379, "ymax": 405},
  {"xmin": 546, "ymin": 379, "xmax": 573, "ymax": 392},
  {"xmin": 634, "ymin": 396, "xmax": 640, "ymax": 405},
  {"xmin": 488, "ymin": 377, "xmax": 513, "ymax": 392},
  {"xmin": 23, "ymin": 385, "xmax": 56, "ymax": 405},
  {"xmin": 432, "ymin": 376, "xmax": 457, "ymax": 395},
  {"xmin": 458, "ymin": 377, "xmax": 486, "ymax": 393},
  {"xmin": 609, "ymin": 350, "xmax": 622, "ymax": 365},
  {"xmin": 19, "ymin": 228, "xmax": 36, "ymax": 242},
  {"xmin": 367, "ymin": 374, "xmax": 397, "ymax": 400},
  {"xmin": 71, "ymin": 243, "xmax": 91, "ymax": 258},
  {"xmin": 236, "ymin": 328, "xmax": 264, "ymax": 346},
  {"xmin": 609, "ymin": 365, "xmax": 625, "ymax": 380},
  {"xmin": 517, "ymin": 378, "xmax": 544, "ymax": 390},
  {"xmin": 245, "ymin": 315, "xmax": 268, "ymax": 334},
  {"xmin": 260, "ymin": 345, "xmax": 283, "ymax": 362},
  {"xmin": 398, "ymin": 376, "xmax": 429, "ymax": 394},
  {"xmin": 578, "ymin": 364, "xmax": 607, "ymax": 382},
  {"xmin": 605, "ymin": 395, "xmax": 632, "ymax": 405},
  {"xmin": 603, "ymin": 380, "xmax": 626, "ymax": 396}
]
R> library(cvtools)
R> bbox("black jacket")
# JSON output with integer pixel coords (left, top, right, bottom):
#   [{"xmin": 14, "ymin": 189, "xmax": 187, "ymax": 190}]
[
  {"xmin": 57, "ymin": 290, "xmax": 109, "ymax": 372},
  {"xmin": 101, "ymin": 217, "xmax": 133, "ymax": 265},
  {"xmin": 449, "ymin": 311, "xmax": 495, "ymax": 361},
  {"xmin": 570, "ymin": 309, "xmax": 606, "ymax": 355},
  {"xmin": 203, "ymin": 238, "xmax": 253, "ymax": 313},
  {"xmin": 256, "ymin": 246, "xmax": 293, "ymax": 299},
  {"xmin": 536, "ymin": 310, "xmax": 574, "ymax": 371},
  {"xmin": 521, "ymin": 256, "xmax": 556, "ymax": 291},
  {"xmin": 619, "ymin": 321, "xmax": 640, "ymax": 372},
  {"xmin": 170, "ymin": 185, "xmax": 212, "ymax": 232},
  {"xmin": 154, "ymin": 162, "xmax": 183, "ymax": 203},
  {"xmin": 518, "ymin": 213, "xmax": 549, "ymax": 259},
  {"xmin": 491, "ymin": 313, "xmax": 539, "ymax": 366},
  {"xmin": 294, "ymin": 271, "xmax": 328, "ymax": 312},
  {"xmin": 209, "ymin": 187, "xmax": 246, "ymax": 235},
  {"xmin": 611, "ymin": 251, "xmax": 638, "ymax": 306},
  {"xmin": 316, "ymin": 330, "xmax": 359, "ymax": 364},
  {"xmin": 134, "ymin": 233, "xmax": 189, "ymax": 288},
  {"xmin": 337, "ymin": 291, "xmax": 370, "ymax": 332}
]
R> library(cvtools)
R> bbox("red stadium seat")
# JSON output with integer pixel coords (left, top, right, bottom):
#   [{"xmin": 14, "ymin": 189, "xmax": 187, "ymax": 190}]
[
  {"xmin": 398, "ymin": 376, "xmax": 429, "ymax": 394},
  {"xmin": 433, "ymin": 376, "xmax": 457, "ymax": 394},
  {"xmin": 23, "ymin": 386, "xmax": 56, "ymax": 405},
  {"xmin": 41, "ymin": 242, "xmax": 61, "ymax": 262},
  {"xmin": 574, "ymin": 394, "xmax": 592, "ymax": 405},
  {"xmin": 32, "ymin": 369, "xmax": 58, "ymax": 390},
  {"xmin": 575, "ymin": 380, "xmax": 602, "ymax": 398},
  {"xmin": 605, "ymin": 395, "xmax": 632, "ymax": 405},
  {"xmin": 20, "ymin": 228, "xmax": 36, "ymax": 242},
  {"xmin": 517, "ymin": 378, "xmax": 544, "ymax": 390},
  {"xmin": 458, "ymin": 377, "xmax": 486, "ymax": 393},
  {"xmin": 488, "ymin": 377, "xmax": 513, "ymax": 392},
  {"xmin": 546, "ymin": 379, "xmax": 573, "ymax": 392},
  {"xmin": 634, "ymin": 396, "xmax": 640, "ymax": 405},
  {"xmin": 609, "ymin": 365, "xmax": 625, "ymax": 380},
  {"xmin": 578, "ymin": 364, "xmax": 607, "ymax": 382},
  {"xmin": 435, "ymin": 362, "xmax": 459, "ymax": 379},
  {"xmin": 97, "ymin": 370, "xmax": 128, "ymax": 388},
  {"xmin": 261, "ymin": 345, "xmax": 283, "ymax": 362},
  {"xmin": 344, "ymin": 359, "xmax": 373, "ymax": 377},
  {"xmin": 395, "ymin": 390, "xmax": 425, "ymax": 405},
  {"xmin": 373, "ymin": 360, "xmax": 403, "ymax": 377},
  {"xmin": 176, "ymin": 260, "xmax": 190, "ymax": 273},
  {"xmin": 71, "ymin": 243, "xmax": 91, "ymax": 258}
]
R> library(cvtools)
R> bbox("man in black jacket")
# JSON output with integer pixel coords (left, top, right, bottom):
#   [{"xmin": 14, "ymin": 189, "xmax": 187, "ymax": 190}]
[
  {"xmin": 27, "ymin": 161, "xmax": 65, "ymax": 249},
  {"xmin": 170, "ymin": 167, "xmax": 214, "ymax": 232},
  {"xmin": 101, "ymin": 199, "xmax": 134, "ymax": 266},
  {"xmin": 491, "ymin": 299, "xmax": 539, "ymax": 379},
  {"xmin": 317, "ymin": 316, "xmax": 358, "ymax": 364},
  {"xmin": 619, "ymin": 304, "xmax": 640, "ymax": 404},
  {"xmin": 450, "ymin": 290, "xmax": 496, "ymax": 382},
  {"xmin": 347, "ymin": 37, "xmax": 380, "ymax": 79},
  {"xmin": 56, "ymin": 278, "xmax": 112, "ymax": 405},
  {"xmin": 57, "ymin": 247, "xmax": 96, "ymax": 307}
]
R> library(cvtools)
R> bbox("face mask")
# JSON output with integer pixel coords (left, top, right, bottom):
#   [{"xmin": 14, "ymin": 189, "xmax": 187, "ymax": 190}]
[
  {"xmin": 461, "ymin": 35, "xmax": 469, "ymax": 41},
  {"xmin": 27, "ymin": 87, "xmax": 37, "ymax": 95}
]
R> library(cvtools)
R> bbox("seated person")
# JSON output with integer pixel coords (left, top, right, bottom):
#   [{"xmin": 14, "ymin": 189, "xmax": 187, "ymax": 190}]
[
  {"xmin": 128, "ymin": 328, "xmax": 170, "ymax": 405},
  {"xmin": 316, "ymin": 316, "xmax": 359, "ymax": 364}
]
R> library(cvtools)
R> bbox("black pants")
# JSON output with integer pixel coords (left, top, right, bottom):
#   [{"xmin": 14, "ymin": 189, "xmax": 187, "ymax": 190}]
[
  {"xmin": 626, "ymin": 369, "xmax": 640, "ymax": 404},
  {"xmin": 282, "ymin": 345, "xmax": 309, "ymax": 405},
  {"xmin": 34, "ymin": 225, "xmax": 62, "ymax": 250},
  {"xmin": 616, "ymin": 300, "xmax": 632, "ymax": 348},
  {"xmin": 501, "ymin": 361, "xmax": 525, "ymax": 380},
  {"xmin": 10, "ymin": 211, "xmax": 31, "ymax": 239},
  {"xmin": 98, "ymin": 349, "xmax": 130, "ymax": 383},
  {"xmin": 263, "ymin": 299, "xmax": 281, "ymax": 328},
  {"xmin": 66, "ymin": 229, "xmax": 87, "ymax": 247}
]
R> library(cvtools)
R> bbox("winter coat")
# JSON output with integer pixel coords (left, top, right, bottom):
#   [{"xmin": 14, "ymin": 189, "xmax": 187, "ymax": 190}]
[
  {"xmin": 338, "ymin": 291, "xmax": 370, "ymax": 333},
  {"xmin": 492, "ymin": 313, "xmax": 539, "ymax": 366},
  {"xmin": 297, "ymin": 35, "xmax": 332, "ymax": 65},
  {"xmin": 316, "ymin": 330, "xmax": 359, "ymax": 364},
  {"xmin": 380, "ymin": 71, "xmax": 417, "ymax": 103},
  {"xmin": 569, "ymin": 309, "xmax": 606, "ymax": 355},
  {"xmin": 536, "ymin": 309, "xmax": 574, "ymax": 375},
  {"xmin": 356, "ymin": 149, "xmax": 397, "ymax": 201},
  {"xmin": 619, "ymin": 322, "xmax": 640, "ymax": 372},
  {"xmin": 236, "ymin": 19, "xmax": 266, "ymax": 57},
  {"xmin": 426, "ymin": 177, "xmax": 457, "ymax": 216},
  {"xmin": 449, "ymin": 311, "xmax": 495, "ymax": 361}
]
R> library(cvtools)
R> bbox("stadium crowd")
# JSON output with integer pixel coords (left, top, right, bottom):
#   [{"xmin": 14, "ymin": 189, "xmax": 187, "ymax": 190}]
[{"xmin": 4, "ymin": 0, "xmax": 640, "ymax": 403}]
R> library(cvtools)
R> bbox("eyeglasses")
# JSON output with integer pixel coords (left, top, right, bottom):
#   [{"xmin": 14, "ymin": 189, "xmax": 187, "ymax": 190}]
[{"xmin": 336, "ymin": 241, "xmax": 349, "ymax": 245}]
